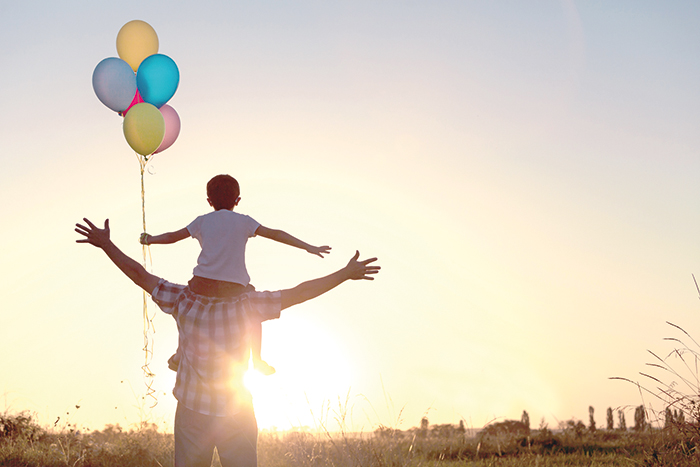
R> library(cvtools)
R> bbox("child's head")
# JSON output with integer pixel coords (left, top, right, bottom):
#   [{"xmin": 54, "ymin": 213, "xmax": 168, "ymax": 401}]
[{"xmin": 207, "ymin": 174, "xmax": 240, "ymax": 210}]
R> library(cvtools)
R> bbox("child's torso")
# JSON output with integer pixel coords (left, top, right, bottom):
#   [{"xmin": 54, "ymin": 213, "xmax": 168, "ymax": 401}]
[{"xmin": 187, "ymin": 210, "xmax": 260, "ymax": 285}]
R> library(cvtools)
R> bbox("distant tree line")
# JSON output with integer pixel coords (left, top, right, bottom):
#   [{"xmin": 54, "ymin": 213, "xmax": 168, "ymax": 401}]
[{"xmin": 408, "ymin": 404, "xmax": 654, "ymax": 439}]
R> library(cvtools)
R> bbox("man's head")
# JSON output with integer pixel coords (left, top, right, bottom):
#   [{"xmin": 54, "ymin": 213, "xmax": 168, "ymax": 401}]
[{"xmin": 207, "ymin": 174, "xmax": 240, "ymax": 210}]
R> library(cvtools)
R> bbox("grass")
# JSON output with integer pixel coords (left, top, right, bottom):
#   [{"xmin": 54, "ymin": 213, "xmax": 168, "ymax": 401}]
[
  {"xmin": 607, "ymin": 318, "xmax": 700, "ymax": 467},
  {"xmin": 5, "ymin": 301, "xmax": 700, "ymax": 466},
  {"xmin": 2, "ymin": 409, "xmax": 700, "ymax": 467},
  {"xmin": 0, "ymin": 414, "xmax": 173, "ymax": 467}
]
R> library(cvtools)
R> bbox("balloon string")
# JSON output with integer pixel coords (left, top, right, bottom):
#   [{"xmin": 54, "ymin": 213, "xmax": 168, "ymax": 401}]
[{"xmin": 138, "ymin": 154, "xmax": 157, "ymax": 408}]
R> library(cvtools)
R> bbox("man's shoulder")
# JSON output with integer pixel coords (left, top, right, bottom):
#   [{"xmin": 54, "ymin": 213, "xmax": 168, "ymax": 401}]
[
  {"xmin": 242, "ymin": 290, "xmax": 283, "ymax": 320},
  {"xmin": 155, "ymin": 278, "xmax": 186, "ymax": 290},
  {"xmin": 152, "ymin": 279, "xmax": 187, "ymax": 303},
  {"xmin": 246, "ymin": 289, "xmax": 282, "ymax": 299}
]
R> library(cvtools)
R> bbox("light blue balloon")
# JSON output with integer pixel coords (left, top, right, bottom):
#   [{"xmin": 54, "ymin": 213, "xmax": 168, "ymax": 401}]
[
  {"xmin": 137, "ymin": 54, "xmax": 179, "ymax": 108},
  {"xmin": 92, "ymin": 57, "xmax": 137, "ymax": 112}
]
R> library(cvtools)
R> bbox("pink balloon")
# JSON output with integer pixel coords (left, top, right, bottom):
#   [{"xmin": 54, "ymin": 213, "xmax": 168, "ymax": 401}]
[
  {"xmin": 154, "ymin": 104, "xmax": 181, "ymax": 153},
  {"xmin": 119, "ymin": 90, "xmax": 144, "ymax": 117}
]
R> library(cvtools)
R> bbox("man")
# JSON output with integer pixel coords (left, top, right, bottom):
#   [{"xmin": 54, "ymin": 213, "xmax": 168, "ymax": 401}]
[{"xmin": 75, "ymin": 217, "xmax": 380, "ymax": 467}]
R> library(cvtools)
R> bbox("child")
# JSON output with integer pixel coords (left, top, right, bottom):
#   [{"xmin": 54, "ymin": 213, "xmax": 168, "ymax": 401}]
[{"xmin": 141, "ymin": 174, "xmax": 331, "ymax": 374}]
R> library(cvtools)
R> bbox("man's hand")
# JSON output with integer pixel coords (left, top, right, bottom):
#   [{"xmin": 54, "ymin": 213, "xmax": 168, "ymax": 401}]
[
  {"xmin": 307, "ymin": 245, "xmax": 332, "ymax": 258},
  {"xmin": 343, "ymin": 251, "xmax": 380, "ymax": 280},
  {"xmin": 74, "ymin": 217, "xmax": 160, "ymax": 294},
  {"xmin": 75, "ymin": 218, "xmax": 111, "ymax": 249},
  {"xmin": 280, "ymin": 250, "xmax": 380, "ymax": 309}
]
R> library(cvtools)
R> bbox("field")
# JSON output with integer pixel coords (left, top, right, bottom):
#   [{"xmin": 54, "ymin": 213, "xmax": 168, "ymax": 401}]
[
  {"xmin": 4, "ymin": 321, "xmax": 700, "ymax": 466},
  {"xmin": 2, "ymin": 410, "xmax": 700, "ymax": 467}
]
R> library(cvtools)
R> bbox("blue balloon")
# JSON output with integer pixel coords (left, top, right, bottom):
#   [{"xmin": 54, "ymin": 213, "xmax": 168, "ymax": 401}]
[
  {"xmin": 92, "ymin": 57, "xmax": 137, "ymax": 112},
  {"xmin": 137, "ymin": 54, "xmax": 179, "ymax": 108}
]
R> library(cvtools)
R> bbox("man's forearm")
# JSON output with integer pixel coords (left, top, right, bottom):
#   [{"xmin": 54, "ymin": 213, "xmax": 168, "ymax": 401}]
[
  {"xmin": 280, "ymin": 268, "xmax": 348, "ymax": 309},
  {"xmin": 277, "ymin": 251, "xmax": 379, "ymax": 310},
  {"xmin": 102, "ymin": 241, "xmax": 158, "ymax": 293},
  {"xmin": 76, "ymin": 218, "xmax": 160, "ymax": 294}
]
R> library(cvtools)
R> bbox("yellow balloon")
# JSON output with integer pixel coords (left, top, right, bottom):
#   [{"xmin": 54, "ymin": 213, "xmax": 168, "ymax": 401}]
[
  {"xmin": 116, "ymin": 20, "xmax": 159, "ymax": 72},
  {"xmin": 123, "ymin": 103, "xmax": 165, "ymax": 155}
]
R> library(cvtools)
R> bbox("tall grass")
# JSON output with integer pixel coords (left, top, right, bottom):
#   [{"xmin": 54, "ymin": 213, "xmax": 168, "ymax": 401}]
[
  {"xmin": 612, "ymin": 317, "xmax": 700, "ymax": 466},
  {"xmin": 2, "ymin": 408, "xmax": 696, "ymax": 467},
  {"xmin": 0, "ymin": 411, "xmax": 173, "ymax": 467}
]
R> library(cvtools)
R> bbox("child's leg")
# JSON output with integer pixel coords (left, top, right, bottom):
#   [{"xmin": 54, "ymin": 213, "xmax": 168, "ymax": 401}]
[
  {"xmin": 251, "ymin": 320, "xmax": 275, "ymax": 375},
  {"xmin": 251, "ymin": 319, "xmax": 263, "ymax": 363}
]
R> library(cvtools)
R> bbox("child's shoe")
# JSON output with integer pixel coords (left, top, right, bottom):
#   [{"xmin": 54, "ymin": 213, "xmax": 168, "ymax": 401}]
[
  {"xmin": 254, "ymin": 359, "xmax": 276, "ymax": 376},
  {"xmin": 168, "ymin": 353, "xmax": 180, "ymax": 372}
]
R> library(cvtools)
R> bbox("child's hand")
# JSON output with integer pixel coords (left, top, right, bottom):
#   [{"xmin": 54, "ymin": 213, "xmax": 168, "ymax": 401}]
[
  {"xmin": 139, "ymin": 233, "xmax": 150, "ymax": 245},
  {"xmin": 307, "ymin": 245, "xmax": 331, "ymax": 258}
]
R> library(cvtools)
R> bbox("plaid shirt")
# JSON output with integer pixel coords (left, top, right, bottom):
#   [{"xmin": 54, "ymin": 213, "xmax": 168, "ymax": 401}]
[{"xmin": 151, "ymin": 279, "xmax": 282, "ymax": 416}]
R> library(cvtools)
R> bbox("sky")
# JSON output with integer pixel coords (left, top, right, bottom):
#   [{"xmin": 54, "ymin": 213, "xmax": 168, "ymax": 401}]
[{"xmin": 1, "ymin": 0, "xmax": 700, "ymax": 434}]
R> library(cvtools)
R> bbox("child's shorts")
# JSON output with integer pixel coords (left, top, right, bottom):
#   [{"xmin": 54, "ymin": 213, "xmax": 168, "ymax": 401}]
[{"xmin": 187, "ymin": 276, "xmax": 255, "ymax": 298}]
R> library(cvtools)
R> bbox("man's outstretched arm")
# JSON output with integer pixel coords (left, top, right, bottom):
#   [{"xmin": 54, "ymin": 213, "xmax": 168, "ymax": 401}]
[
  {"xmin": 76, "ymin": 218, "xmax": 160, "ymax": 295},
  {"xmin": 280, "ymin": 251, "xmax": 380, "ymax": 310}
]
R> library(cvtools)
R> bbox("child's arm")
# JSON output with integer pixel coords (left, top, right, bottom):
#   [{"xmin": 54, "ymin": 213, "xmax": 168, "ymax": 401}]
[
  {"xmin": 255, "ymin": 225, "xmax": 331, "ymax": 258},
  {"xmin": 140, "ymin": 228, "xmax": 190, "ymax": 245}
]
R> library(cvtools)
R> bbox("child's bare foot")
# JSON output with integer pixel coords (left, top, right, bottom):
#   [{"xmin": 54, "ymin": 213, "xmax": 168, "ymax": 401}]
[{"xmin": 254, "ymin": 359, "xmax": 276, "ymax": 376}]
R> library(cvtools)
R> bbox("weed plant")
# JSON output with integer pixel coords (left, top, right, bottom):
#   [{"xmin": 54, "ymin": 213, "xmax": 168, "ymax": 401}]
[{"xmin": 612, "ymin": 317, "xmax": 700, "ymax": 466}]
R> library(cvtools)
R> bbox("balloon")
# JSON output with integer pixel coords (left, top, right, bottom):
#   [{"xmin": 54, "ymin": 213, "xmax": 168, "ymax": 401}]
[
  {"xmin": 137, "ymin": 54, "xmax": 179, "ymax": 108},
  {"xmin": 116, "ymin": 20, "xmax": 159, "ymax": 72},
  {"xmin": 118, "ymin": 90, "xmax": 144, "ymax": 117},
  {"xmin": 92, "ymin": 58, "xmax": 137, "ymax": 112},
  {"xmin": 123, "ymin": 103, "xmax": 165, "ymax": 155},
  {"xmin": 154, "ymin": 105, "xmax": 181, "ymax": 154}
]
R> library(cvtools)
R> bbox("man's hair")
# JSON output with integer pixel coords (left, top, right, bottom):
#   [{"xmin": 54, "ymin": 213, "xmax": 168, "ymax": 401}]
[{"xmin": 207, "ymin": 174, "xmax": 240, "ymax": 210}]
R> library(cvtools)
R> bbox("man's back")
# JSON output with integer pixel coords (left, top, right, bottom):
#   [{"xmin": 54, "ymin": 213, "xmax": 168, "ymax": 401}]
[{"xmin": 151, "ymin": 279, "xmax": 281, "ymax": 416}]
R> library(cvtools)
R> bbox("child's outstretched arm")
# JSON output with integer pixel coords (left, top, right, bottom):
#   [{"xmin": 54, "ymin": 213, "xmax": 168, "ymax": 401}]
[
  {"xmin": 140, "ymin": 228, "xmax": 190, "ymax": 245},
  {"xmin": 256, "ymin": 225, "xmax": 331, "ymax": 258},
  {"xmin": 280, "ymin": 251, "xmax": 379, "ymax": 310}
]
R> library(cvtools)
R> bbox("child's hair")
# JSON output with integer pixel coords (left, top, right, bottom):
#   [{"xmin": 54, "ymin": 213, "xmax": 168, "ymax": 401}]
[{"xmin": 207, "ymin": 174, "xmax": 240, "ymax": 210}]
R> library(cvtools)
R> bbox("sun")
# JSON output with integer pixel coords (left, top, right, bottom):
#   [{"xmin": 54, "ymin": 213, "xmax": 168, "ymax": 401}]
[{"xmin": 242, "ymin": 315, "xmax": 354, "ymax": 431}]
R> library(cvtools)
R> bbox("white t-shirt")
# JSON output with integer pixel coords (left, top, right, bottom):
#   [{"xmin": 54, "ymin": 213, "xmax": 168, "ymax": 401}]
[{"xmin": 187, "ymin": 210, "xmax": 260, "ymax": 285}]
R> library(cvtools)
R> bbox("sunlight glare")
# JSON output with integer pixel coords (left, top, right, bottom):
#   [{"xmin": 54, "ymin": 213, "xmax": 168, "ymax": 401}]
[{"xmin": 242, "ymin": 316, "xmax": 355, "ymax": 430}]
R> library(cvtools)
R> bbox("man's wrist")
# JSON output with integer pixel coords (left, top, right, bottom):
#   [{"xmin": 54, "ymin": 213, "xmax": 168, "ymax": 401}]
[{"xmin": 339, "ymin": 267, "xmax": 351, "ymax": 282}]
